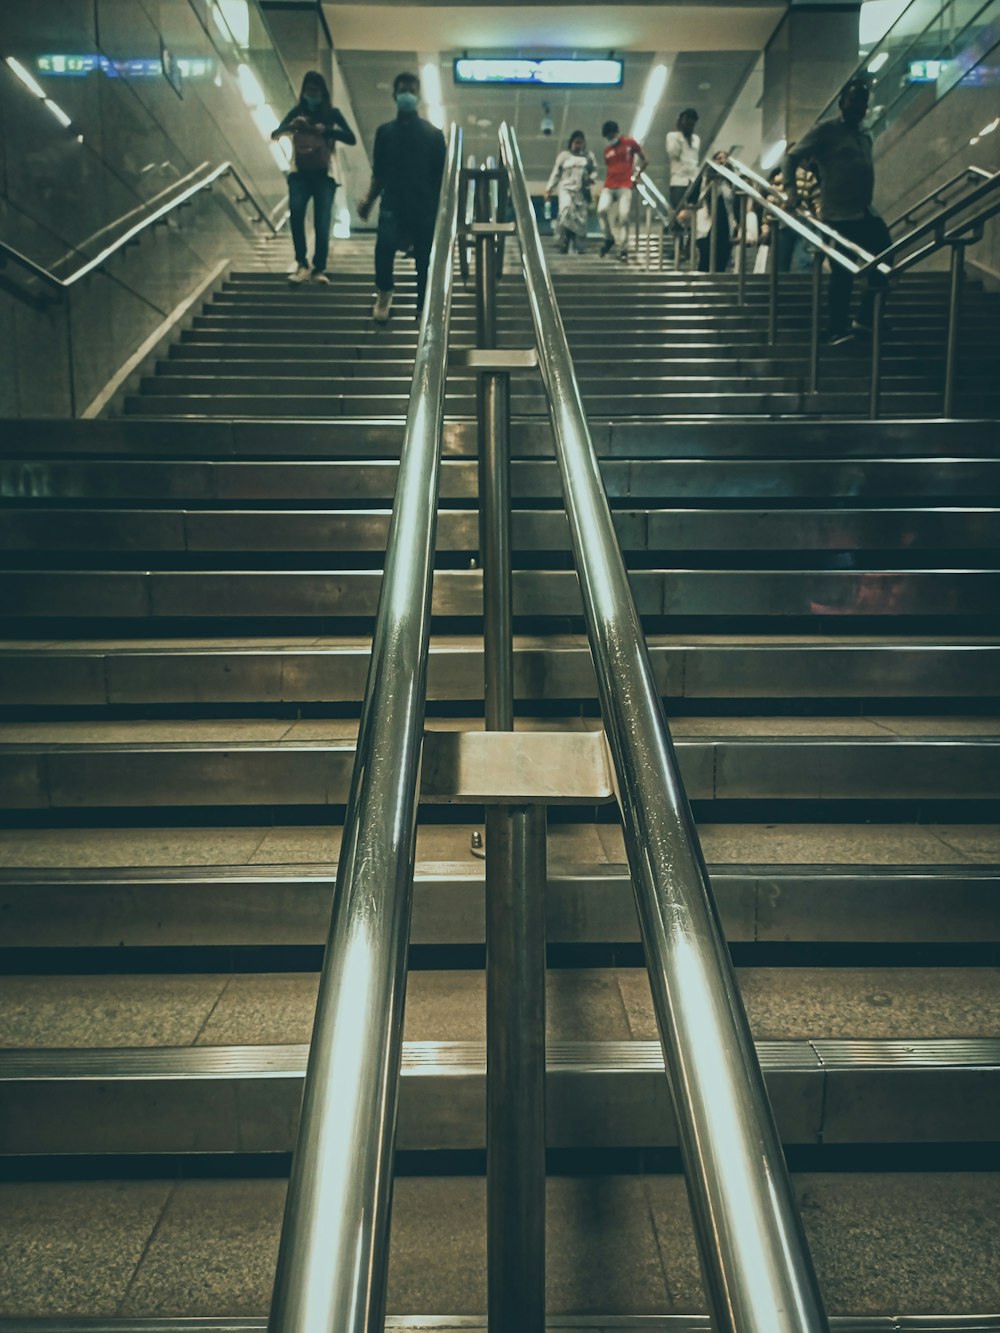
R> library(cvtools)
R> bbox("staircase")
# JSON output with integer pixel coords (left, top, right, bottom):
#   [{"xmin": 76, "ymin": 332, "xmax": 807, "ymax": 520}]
[
  {"xmin": 131, "ymin": 263, "xmax": 1000, "ymax": 420},
  {"xmin": 1, "ymin": 240, "xmax": 999, "ymax": 1325}
]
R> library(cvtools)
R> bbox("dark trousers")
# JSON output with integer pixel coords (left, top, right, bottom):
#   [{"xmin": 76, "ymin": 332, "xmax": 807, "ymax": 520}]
[
  {"xmin": 826, "ymin": 212, "xmax": 893, "ymax": 333},
  {"xmin": 696, "ymin": 198, "xmax": 732, "ymax": 273},
  {"xmin": 289, "ymin": 171, "xmax": 335, "ymax": 273},
  {"xmin": 375, "ymin": 205, "xmax": 436, "ymax": 310}
]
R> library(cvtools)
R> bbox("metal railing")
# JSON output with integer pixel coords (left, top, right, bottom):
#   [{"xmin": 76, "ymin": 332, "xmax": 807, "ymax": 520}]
[
  {"xmin": 702, "ymin": 154, "xmax": 1000, "ymax": 416},
  {"xmin": 0, "ymin": 160, "xmax": 286, "ymax": 297},
  {"xmin": 267, "ymin": 123, "xmax": 462, "ymax": 1333},
  {"xmin": 500, "ymin": 119, "xmax": 830, "ymax": 1333}
]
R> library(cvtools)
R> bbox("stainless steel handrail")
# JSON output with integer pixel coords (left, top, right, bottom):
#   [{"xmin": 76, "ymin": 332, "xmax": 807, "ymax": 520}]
[
  {"xmin": 852, "ymin": 167, "xmax": 1000, "ymax": 277},
  {"xmin": 709, "ymin": 160, "xmax": 861, "ymax": 273},
  {"xmin": 725, "ymin": 156, "xmax": 880, "ymax": 266},
  {"xmin": 0, "ymin": 160, "xmax": 285, "ymax": 293},
  {"xmin": 499, "ymin": 118, "xmax": 829, "ymax": 1333},
  {"xmin": 267, "ymin": 124, "xmax": 462, "ymax": 1333},
  {"xmin": 890, "ymin": 165, "xmax": 992, "ymax": 229}
]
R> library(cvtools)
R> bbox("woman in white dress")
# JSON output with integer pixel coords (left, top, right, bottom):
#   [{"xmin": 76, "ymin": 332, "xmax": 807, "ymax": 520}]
[{"xmin": 544, "ymin": 130, "xmax": 598, "ymax": 254}]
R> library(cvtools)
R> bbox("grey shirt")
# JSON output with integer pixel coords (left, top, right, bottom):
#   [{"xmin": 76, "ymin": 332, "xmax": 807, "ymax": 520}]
[{"xmin": 784, "ymin": 117, "xmax": 876, "ymax": 222}]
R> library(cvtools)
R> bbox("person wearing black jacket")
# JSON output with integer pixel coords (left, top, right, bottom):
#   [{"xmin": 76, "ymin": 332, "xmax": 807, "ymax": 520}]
[
  {"xmin": 357, "ymin": 71, "xmax": 445, "ymax": 322},
  {"xmin": 272, "ymin": 71, "xmax": 356, "ymax": 284}
]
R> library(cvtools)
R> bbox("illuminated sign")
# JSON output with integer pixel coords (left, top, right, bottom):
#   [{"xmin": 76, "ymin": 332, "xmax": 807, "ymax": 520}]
[
  {"xmin": 36, "ymin": 54, "xmax": 215, "ymax": 79},
  {"xmin": 908, "ymin": 59, "xmax": 950, "ymax": 82},
  {"xmin": 454, "ymin": 58, "xmax": 623, "ymax": 87}
]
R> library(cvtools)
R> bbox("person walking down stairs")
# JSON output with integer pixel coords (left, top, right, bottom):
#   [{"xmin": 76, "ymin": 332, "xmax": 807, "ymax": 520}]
[
  {"xmin": 784, "ymin": 77, "xmax": 891, "ymax": 345},
  {"xmin": 358, "ymin": 71, "xmax": 446, "ymax": 324},
  {"xmin": 597, "ymin": 120, "xmax": 648, "ymax": 263},
  {"xmin": 545, "ymin": 130, "xmax": 598, "ymax": 255},
  {"xmin": 271, "ymin": 71, "xmax": 356, "ymax": 286}
]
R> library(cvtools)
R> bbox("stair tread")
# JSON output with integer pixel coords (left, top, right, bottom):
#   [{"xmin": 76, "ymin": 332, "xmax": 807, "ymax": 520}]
[
  {"xmin": 0, "ymin": 1173, "xmax": 998, "ymax": 1318},
  {"xmin": 1, "ymin": 822, "xmax": 996, "ymax": 870},
  {"xmin": 3, "ymin": 966, "xmax": 1000, "ymax": 1048}
]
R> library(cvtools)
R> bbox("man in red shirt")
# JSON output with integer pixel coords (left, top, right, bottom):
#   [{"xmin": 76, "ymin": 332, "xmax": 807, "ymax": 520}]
[{"xmin": 598, "ymin": 119, "xmax": 648, "ymax": 261}]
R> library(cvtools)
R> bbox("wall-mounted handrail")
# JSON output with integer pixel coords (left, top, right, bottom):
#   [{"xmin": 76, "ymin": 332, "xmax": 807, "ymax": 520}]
[
  {"xmin": 0, "ymin": 160, "xmax": 286, "ymax": 294},
  {"xmin": 853, "ymin": 167, "xmax": 1000, "ymax": 276},
  {"xmin": 499, "ymin": 118, "xmax": 829, "ymax": 1333},
  {"xmin": 890, "ymin": 165, "xmax": 992, "ymax": 230},
  {"xmin": 266, "ymin": 123, "xmax": 461, "ymax": 1333}
]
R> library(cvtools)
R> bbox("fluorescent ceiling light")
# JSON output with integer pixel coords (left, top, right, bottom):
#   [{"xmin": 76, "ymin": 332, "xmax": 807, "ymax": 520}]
[
  {"xmin": 45, "ymin": 99, "xmax": 73, "ymax": 128},
  {"xmin": 760, "ymin": 139, "xmax": 786, "ymax": 171},
  {"xmin": 631, "ymin": 62, "xmax": 667, "ymax": 144},
  {"xmin": 6, "ymin": 55, "xmax": 47, "ymax": 99},
  {"xmin": 237, "ymin": 61, "xmax": 264, "ymax": 108},
  {"xmin": 454, "ymin": 57, "xmax": 622, "ymax": 87},
  {"xmin": 421, "ymin": 60, "xmax": 444, "ymax": 129},
  {"xmin": 867, "ymin": 52, "xmax": 889, "ymax": 73},
  {"xmin": 979, "ymin": 117, "xmax": 999, "ymax": 136}
]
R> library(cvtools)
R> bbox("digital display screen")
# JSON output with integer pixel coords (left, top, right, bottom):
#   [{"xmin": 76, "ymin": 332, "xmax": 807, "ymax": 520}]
[{"xmin": 454, "ymin": 58, "xmax": 623, "ymax": 88}]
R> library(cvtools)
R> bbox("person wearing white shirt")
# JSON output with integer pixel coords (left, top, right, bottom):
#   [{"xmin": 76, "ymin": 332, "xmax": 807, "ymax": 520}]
[
  {"xmin": 665, "ymin": 108, "xmax": 700, "ymax": 259},
  {"xmin": 665, "ymin": 108, "xmax": 701, "ymax": 210}
]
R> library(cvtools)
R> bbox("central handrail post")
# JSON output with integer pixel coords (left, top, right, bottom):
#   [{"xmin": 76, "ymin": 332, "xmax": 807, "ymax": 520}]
[
  {"xmin": 768, "ymin": 216, "xmax": 780, "ymax": 346},
  {"xmin": 500, "ymin": 120, "xmax": 829, "ymax": 1333},
  {"xmin": 473, "ymin": 165, "xmax": 547, "ymax": 1333},
  {"xmin": 943, "ymin": 239, "xmax": 966, "ymax": 417},
  {"xmin": 808, "ymin": 247, "xmax": 823, "ymax": 396}
]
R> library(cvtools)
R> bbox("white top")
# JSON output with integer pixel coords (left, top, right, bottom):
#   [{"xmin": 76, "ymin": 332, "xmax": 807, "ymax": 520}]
[{"xmin": 666, "ymin": 130, "xmax": 701, "ymax": 186}]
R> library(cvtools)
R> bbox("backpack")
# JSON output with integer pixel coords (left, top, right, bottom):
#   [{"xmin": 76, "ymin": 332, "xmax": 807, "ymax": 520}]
[{"xmin": 293, "ymin": 123, "xmax": 331, "ymax": 172}]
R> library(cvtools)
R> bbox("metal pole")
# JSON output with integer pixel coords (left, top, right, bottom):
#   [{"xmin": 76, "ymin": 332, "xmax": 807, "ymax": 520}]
[
  {"xmin": 809, "ymin": 248, "xmax": 822, "ymax": 396},
  {"xmin": 474, "ymin": 164, "xmax": 547, "ymax": 1333},
  {"xmin": 768, "ymin": 219, "xmax": 780, "ymax": 346},
  {"xmin": 644, "ymin": 203, "xmax": 652, "ymax": 270},
  {"xmin": 737, "ymin": 202, "xmax": 747, "ymax": 306},
  {"xmin": 869, "ymin": 288, "xmax": 885, "ymax": 420},
  {"xmin": 943, "ymin": 242, "xmax": 964, "ymax": 416},
  {"xmin": 709, "ymin": 179, "xmax": 719, "ymax": 274}
]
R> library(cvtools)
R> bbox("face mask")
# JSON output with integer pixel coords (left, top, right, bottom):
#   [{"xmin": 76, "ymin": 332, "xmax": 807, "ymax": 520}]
[
  {"xmin": 605, "ymin": 136, "xmax": 619, "ymax": 145},
  {"xmin": 303, "ymin": 94, "xmax": 321, "ymax": 111},
  {"xmin": 395, "ymin": 92, "xmax": 418, "ymax": 113}
]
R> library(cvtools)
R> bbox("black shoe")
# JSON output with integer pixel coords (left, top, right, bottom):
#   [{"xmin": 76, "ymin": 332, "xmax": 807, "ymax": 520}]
[{"xmin": 599, "ymin": 238, "xmax": 615, "ymax": 258}]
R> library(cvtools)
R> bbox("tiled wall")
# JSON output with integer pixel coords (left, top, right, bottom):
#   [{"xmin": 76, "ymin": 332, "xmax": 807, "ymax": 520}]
[{"xmin": 1, "ymin": 0, "xmax": 294, "ymax": 416}]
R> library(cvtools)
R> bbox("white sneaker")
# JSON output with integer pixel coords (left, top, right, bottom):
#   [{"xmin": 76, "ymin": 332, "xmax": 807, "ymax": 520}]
[
  {"xmin": 372, "ymin": 289, "xmax": 393, "ymax": 323},
  {"xmin": 288, "ymin": 265, "xmax": 310, "ymax": 284},
  {"xmin": 311, "ymin": 271, "xmax": 330, "ymax": 285}
]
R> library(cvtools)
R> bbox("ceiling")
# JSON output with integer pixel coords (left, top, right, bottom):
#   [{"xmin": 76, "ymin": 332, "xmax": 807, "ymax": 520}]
[{"xmin": 258, "ymin": 0, "xmax": 789, "ymax": 185}]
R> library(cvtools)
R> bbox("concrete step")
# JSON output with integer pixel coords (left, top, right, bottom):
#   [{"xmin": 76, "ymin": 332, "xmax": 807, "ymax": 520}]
[
  {"xmin": 2, "ymin": 636, "xmax": 998, "ymax": 706},
  {"xmin": 2, "ymin": 716, "xmax": 999, "ymax": 810},
  {"xmin": 1, "ymin": 1173, "xmax": 998, "ymax": 1318},
  {"xmin": 4, "ymin": 451, "xmax": 998, "ymax": 493},
  {"xmin": 2, "ymin": 1031, "xmax": 998, "ymax": 1153},
  {"xmin": 2, "ymin": 857, "xmax": 998, "ymax": 947},
  {"xmin": 9, "ymin": 508, "xmax": 992, "ymax": 557},
  {"xmin": 3, "ymin": 567, "xmax": 997, "ymax": 621}
]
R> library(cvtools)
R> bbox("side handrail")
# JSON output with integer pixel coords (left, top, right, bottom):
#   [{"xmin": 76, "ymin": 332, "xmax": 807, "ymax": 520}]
[
  {"xmin": 709, "ymin": 159, "xmax": 861, "ymax": 273},
  {"xmin": 499, "ymin": 118, "xmax": 829, "ymax": 1333},
  {"xmin": 0, "ymin": 160, "xmax": 285, "ymax": 294},
  {"xmin": 725, "ymin": 155, "xmax": 881, "ymax": 266},
  {"xmin": 633, "ymin": 170, "xmax": 673, "ymax": 224},
  {"xmin": 891, "ymin": 190, "xmax": 1000, "ymax": 275},
  {"xmin": 854, "ymin": 167, "xmax": 1000, "ymax": 277},
  {"xmin": 267, "ymin": 124, "xmax": 462, "ymax": 1333},
  {"xmin": 889, "ymin": 165, "xmax": 992, "ymax": 229}
]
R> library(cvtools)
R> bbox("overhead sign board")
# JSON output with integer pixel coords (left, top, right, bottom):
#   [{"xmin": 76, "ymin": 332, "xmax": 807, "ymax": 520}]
[{"xmin": 454, "ymin": 58, "xmax": 623, "ymax": 88}]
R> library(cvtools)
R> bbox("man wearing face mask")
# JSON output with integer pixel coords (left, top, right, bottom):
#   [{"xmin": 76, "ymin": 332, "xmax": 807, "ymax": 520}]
[
  {"xmin": 597, "ymin": 119, "xmax": 648, "ymax": 262},
  {"xmin": 272, "ymin": 72, "xmax": 356, "ymax": 285},
  {"xmin": 358, "ymin": 72, "xmax": 446, "ymax": 322}
]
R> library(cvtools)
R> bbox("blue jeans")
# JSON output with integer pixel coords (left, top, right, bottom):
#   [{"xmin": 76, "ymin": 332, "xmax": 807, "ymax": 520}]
[
  {"xmin": 375, "ymin": 204, "xmax": 436, "ymax": 310},
  {"xmin": 289, "ymin": 171, "xmax": 335, "ymax": 273}
]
